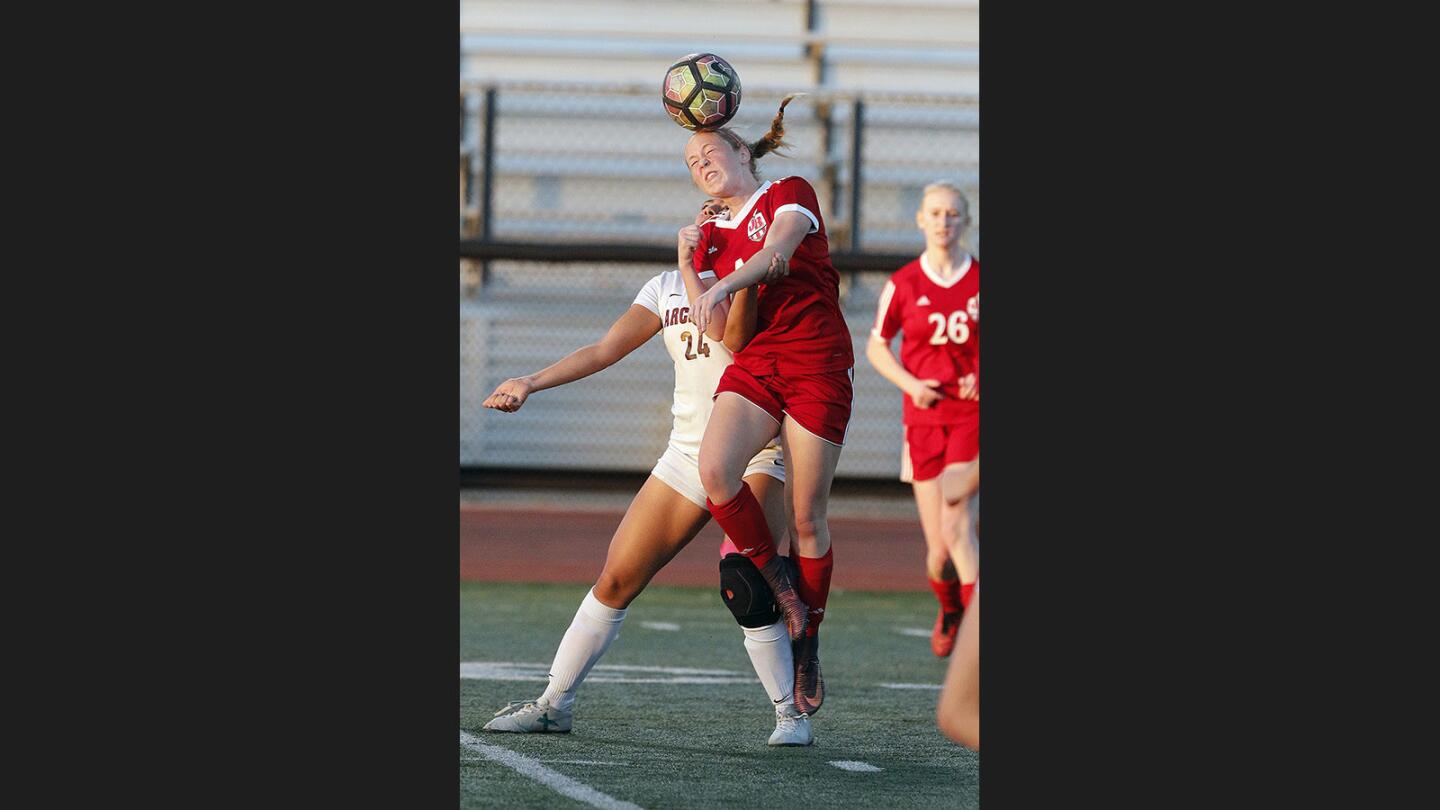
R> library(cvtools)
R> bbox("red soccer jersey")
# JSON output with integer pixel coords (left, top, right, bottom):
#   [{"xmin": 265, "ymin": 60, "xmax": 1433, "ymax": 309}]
[
  {"xmin": 872, "ymin": 253, "xmax": 980, "ymax": 426},
  {"xmin": 694, "ymin": 176, "xmax": 854, "ymax": 376}
]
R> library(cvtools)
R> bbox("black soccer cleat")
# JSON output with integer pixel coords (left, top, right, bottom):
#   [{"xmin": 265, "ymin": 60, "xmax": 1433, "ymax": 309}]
[
  {"xmin": 793, "ymin": 632, "xmax": 824, "ymax": 716},
  {"xmin": 757, "ymin": 555, "xmax": 808, "ymax": 641}
]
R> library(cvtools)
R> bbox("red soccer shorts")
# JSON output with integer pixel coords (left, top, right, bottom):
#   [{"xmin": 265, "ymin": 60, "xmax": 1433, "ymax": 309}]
[
  {"xmin": 714, "ymin": 365, "xmax": 854, "ymax": 446},
  {"xmin": 902, "ymin": 418, "xmax": 979, "ymax": 482}
]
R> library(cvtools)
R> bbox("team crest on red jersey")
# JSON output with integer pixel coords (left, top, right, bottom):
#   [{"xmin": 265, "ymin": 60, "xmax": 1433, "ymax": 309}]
[{"xmin": 747, "ymin": 211, "xmax": 767, "ymax": 242}]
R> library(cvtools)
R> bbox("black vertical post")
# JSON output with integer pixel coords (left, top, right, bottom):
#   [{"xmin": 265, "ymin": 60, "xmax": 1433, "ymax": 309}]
[
  {"xmin": 805, "ymin": 0, "xmax": 836, "ymax": 223},
  {"xmin": 479, "ymin": 86, "xmax": 497, "ymax": 285},
  {"xmin": 459, "ymin": 91, "xmax": 472, "ymax": 232},
  {"xmin": 480, "ymin": 86, "xmax": 497, "ymax": 243},
  {"xmin": 849, "ymin": 97, "xmax": 865, "ymax": 253},
  {"xmin": 804, "ymin": 0, "xmax": 823, "ymax": 86},
  {"xmin": 819, "ymin": 100, "xmax": 838, "ymax": 231},
  {"xmin": 459, "ymin": 34, "xmax": 469, "ymax": 229}
]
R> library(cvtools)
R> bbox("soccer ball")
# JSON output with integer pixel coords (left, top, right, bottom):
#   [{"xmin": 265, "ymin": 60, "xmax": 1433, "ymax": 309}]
[{"xmin": 661, "ymin": 53, "xmax": 741, "ymax": 131}]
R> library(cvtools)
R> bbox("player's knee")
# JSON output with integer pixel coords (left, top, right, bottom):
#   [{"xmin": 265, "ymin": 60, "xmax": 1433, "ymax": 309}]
[
  {"xmin": 592, "ymin": 571, "xmax": 638, "ymax": 609},
  {"xmin": 942, "ymin": 478, "xmax": 967, "ymax": 507},
  {"xmin": 719, "ymin": 554, "xmax": 780, "ymax": 628},
  {"xmin": 698, "ymin": 463, "xmax": 728, "ymax": 501},
  {"xmin": 941, "ymin": 502, "xmax": 970, "ymax": 536},
  {"xmin": 941, "ymin": 462, "xmax": 978, "ymax": 506},
  {"xmin": 699, "ymin": 458, "xmax": 740, "ymax": 503}
]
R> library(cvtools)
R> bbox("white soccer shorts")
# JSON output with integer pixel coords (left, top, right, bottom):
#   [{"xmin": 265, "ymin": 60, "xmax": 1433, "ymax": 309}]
[{"xmin": 651, "ymin": 443, "xmax": 785, "ymax": 509}]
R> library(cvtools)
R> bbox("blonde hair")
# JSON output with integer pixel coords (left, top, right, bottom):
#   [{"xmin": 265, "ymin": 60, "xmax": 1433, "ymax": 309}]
[
  {"xmin": 919, "ymin": 181, "xmax": 971, "ymax": 219},
  {"xmin": 710, "ymin": 93, "xmax": 804, "ymax": 180}
]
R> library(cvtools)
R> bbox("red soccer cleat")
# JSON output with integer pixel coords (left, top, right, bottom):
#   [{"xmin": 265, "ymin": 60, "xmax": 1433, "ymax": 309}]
[{"xmin": 931, "ymin": 608, "xmax": 963, "ymax": 658}]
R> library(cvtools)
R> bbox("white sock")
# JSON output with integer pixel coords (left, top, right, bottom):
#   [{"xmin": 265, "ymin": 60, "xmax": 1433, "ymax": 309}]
[
  {"xmin": 741, "ymin": 620, "xmax": 794, "ymax": 705},
  {"xmin": 539, "ymin": 588, "xmax": 627, "ymax": 711}
]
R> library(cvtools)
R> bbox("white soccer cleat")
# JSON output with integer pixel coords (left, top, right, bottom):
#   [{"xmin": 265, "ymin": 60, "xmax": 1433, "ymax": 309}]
[
  {"xmin": 768, "ymin": 700, "xmax": 813, "ymax": 746},
  {"xmin": 482, "ymin": 699, "xmax": 573, "ymax": 733}
]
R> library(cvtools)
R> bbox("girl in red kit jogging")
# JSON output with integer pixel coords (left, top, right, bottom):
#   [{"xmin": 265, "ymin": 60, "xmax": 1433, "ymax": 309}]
[
  {"xmin": 683, "ymin": 95, "xmax": 853, "ymax": 718},
  {"xmin": 865, "ymin": 182, "xmax": 979, "ymax": 658}
]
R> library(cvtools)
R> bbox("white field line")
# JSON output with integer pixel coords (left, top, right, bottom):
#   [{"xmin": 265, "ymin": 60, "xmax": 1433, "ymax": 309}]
[
  {"xmin": 829, "ymin": 760, "xmax": 883, "ymax": 772},
  {"xmin": 461, "ymin": 661, "xmax": 757, "ymax": 684},
  {"xmin": 459, "ymin": 731, "xmax": 644, "ymax": 810},
  {"xmin": 896, "ymin": 627, "xmax": 932, "ymax": 637},
  {"xmin": 466, "ymin": 662, "xmax": 743, "ymax": 675},
  {"xmin": 462, "ymin": 661, "xmax": 941, "ymax": 690},
  {"xmin": 639, "ymin": 621, "xmax": 681, "ymax": 631},
  {"xmin": 584, "ymin": 663, "xmax": 736, "ymax": 674},
  {"xmin": 541, "ymin": 759, "xmax": 633, "ymax": 766}
]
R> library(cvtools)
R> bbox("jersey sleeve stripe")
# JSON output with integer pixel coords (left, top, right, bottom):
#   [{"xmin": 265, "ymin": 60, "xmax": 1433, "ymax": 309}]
[
  {"xmin": 872, "ymin": 279, "xmax": 898, "ymax": 337},
  {"xmin": 773, "ymin": 203, "xmax": 820, "ymax": 234}
]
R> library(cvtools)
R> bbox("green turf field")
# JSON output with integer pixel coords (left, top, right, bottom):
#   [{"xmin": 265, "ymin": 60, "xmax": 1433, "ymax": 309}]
[{"xmin": 461, "ymin": 581, "xmax": 978, "ymax": 809}]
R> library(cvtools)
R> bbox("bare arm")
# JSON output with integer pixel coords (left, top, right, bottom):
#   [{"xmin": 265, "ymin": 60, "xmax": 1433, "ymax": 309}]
[
  {"xmin": 481, "ymin": 304, "xmax": 662, "ymax": 413},
  {"xmin": 865, "ymin": 334, "xmax": 945, "ymax": 409},
  {"xmin": 691, "ymin": 210, "xmax": 810, "ymax": 334},
  {"xmin": 723, "ymin": 286, "xmax": 759, "ymax": 352},
  {"xmin": 677, "ymin": 202, "xmax": 731, "ymax": 342}
]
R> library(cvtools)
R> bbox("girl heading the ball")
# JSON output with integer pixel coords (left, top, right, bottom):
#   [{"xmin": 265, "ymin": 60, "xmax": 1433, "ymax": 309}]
[{"xmin": 679, "ymin": 94, "xmax": 853, "ymax": 718}]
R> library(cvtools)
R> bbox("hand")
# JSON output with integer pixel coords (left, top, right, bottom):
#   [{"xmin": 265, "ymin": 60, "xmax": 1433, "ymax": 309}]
[
  {"xmin": 483, "ymin": 377, "xmax": 533, "ymax": 413},
  {"xmin": 690, "ymin": 278, "xmax": 731, "ymax": 334},
  {"xmin": 910, "ymin": 378, "xmax": 944, "ymax": 409},
  {"xmin": 758, "ymin": 253, "xmax": 789, "ymax": 284},
  {"xmin": 677, "ymin": 223, "xmax": 702, "ymax": 262},
  {"xmin": 958, "ymin": 372, "xmax": 979, "ymax": 401}
]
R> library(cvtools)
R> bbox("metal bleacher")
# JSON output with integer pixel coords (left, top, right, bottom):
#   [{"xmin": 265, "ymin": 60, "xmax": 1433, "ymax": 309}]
[
  {"xmin": 459, "ymin": 0, "xmax": 977, "ymax": 94},
  {"xmin": 459, "ymin": 0, "xmax": 979, "ymax": 478}
]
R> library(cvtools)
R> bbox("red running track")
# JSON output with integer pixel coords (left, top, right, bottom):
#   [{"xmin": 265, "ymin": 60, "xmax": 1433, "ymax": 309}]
[{"xmin": 460, "ymin": 504, "xmax": 930, "ymax": 591}]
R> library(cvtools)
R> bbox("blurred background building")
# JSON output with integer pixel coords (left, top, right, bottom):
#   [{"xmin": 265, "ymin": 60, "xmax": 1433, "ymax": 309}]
[{"xmin": 460, "ymin": 0, "xmax": 978, "ymax": 480}]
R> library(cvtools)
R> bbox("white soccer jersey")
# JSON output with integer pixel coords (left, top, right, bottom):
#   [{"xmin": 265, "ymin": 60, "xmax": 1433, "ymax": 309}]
[{"xmin": 633, "ymin": 269, "xmax": 781, "ymax": 458}]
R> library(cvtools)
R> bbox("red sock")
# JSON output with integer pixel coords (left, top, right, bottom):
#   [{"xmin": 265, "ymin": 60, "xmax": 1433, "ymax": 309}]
[
  {"xmin": 706, "ymin": 484, "xmax": 777, "ymax": 569},
  {"xmin": 929, "ymin": 577, "xmax": 963, "ymax": 614},
  {"xmin": 960, "ymin": 581, "xmax": 976, "ymax": 609},
  {"xmin": 796, "ymin": 548, "xmax": 833, "ymax": 636}
]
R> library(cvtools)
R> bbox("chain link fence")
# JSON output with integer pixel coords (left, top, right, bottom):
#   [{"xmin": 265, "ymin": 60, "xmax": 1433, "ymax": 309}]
[{"xmin": 460, "ymin": 82, "xmax": 977, "ymax": 480}]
